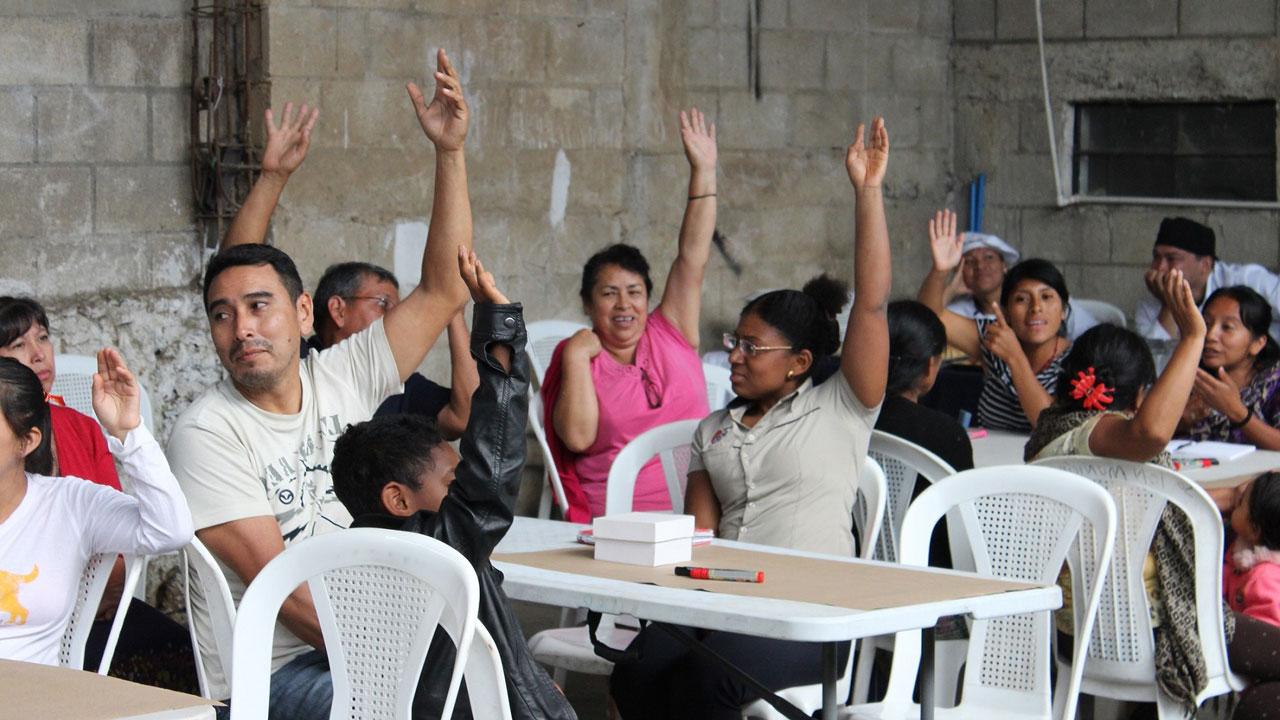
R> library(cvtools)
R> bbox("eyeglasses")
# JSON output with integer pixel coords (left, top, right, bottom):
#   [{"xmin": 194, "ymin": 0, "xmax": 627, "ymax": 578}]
[
  {"xmin": 723, "ymin": 333, "xmax": 793, "ymax": 358},
  {"xmin": 639, "ymin": 367, "xmax": 662, "ymax": 409},
  {"xmin": 344, "ymin": 295, "xmax": 392, "ymax": 310}
]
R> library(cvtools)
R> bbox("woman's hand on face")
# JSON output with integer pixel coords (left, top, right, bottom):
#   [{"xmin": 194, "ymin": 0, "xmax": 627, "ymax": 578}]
[
  {"xmin": 1158, "ymin": 269, "xmax": 1206, "ymax": 340},
  {"xmin": 565, "ymin": 328, "xmax": 603, "ymax": 362},
  {"xmin": 91, "ymin": 348, "xmax": 141, "ymax": 443},
  {"xmin": 928, "ymin": 208, "xmax": 962, "ymax": 273},
  {"xmin": 1194, "ymin": 366, "xmax": 1249, "ymax": 420},
  {"xmin": 983, "ymin": 303, "xmax": 1025, "ymax": 365}
]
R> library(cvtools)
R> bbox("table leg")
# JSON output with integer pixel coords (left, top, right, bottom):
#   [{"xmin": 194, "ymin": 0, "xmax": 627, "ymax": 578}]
[
  {"xmin": 821, "ymin": 641, "xmax": 838, "ymax": 720},
  {"xmin": 920, "ymin": 626, "xmax": 936, "ymax": 720}
]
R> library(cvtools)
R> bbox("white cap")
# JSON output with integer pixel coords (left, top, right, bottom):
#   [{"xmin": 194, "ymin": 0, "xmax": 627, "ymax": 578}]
[{"xmin": 961, "ymin": 232, "xmax": 1019, "ymax": 267}]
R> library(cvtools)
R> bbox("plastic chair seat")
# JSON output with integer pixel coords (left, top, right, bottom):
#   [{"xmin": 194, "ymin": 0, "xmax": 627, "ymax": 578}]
[{"xmin": 527, "ymin": 624, "xmax": 640, "ymax": 676}]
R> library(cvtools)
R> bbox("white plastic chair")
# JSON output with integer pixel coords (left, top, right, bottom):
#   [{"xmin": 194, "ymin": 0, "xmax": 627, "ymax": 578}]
[
  {"xmin": 1073, "ymin": 299, "xmax": 1126, "ymax": 330},
  {"xmin": 464, "ymin": 623, "xmax": 514, "ymax": 720},
  {"xmin": 51, "ymin": 354, "xmax": 156, "ymax": 432},
  {"xmin": 704, "ymin": 362, "xmax": 735, "ymax": 410},
  {"xmin": 530, "ymin": 391, "xmax": 570, "ymax": 519},
  {"xmin": 525, "ymin": 320, "xmax": 588, "ymax": 388},
  {"xmin": 851, "ymin": 432, "xmax": 962, "ymax": 705},
  {"xmin": 1033, "ymin": 457, "xmax": 1244, "ymax": 718},
  {"xmin": 183, "ymin": 538, "xmax": 238, "ymax": 700},
  {"xmin": 742, "ymin": 457, "xmax": 886, "ymax": 720},
  {"xmin": 59, "ymin": 552, "xmax": 141, "ymax": 675},
  {"xmin": 841, "ymin": 465, "xmax": 1117, "ymax": 720},
  {"xmin": 229, "ymin": 529, "xmax": 483, "ymax": 720}
]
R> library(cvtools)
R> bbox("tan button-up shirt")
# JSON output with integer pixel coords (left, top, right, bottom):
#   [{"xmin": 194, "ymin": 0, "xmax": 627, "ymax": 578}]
[{"xmin": 688, "ymin": 374, "xmax": 879, "ymax": 556}]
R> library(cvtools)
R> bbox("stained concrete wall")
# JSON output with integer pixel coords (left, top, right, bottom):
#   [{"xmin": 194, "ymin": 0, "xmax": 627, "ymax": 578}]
[
  {"xmin": 953, "ymin": 0, "xmax": 1280, "ymax": 320},
  {"xmin": 0, "ymin": 0, "xmax": 220, "ymax": 438}
]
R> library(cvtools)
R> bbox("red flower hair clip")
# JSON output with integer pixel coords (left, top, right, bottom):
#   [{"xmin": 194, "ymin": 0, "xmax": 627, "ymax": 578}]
[{"xmin": 1070, "ymin": 366, "xmax": 1113, "ymax": 411}]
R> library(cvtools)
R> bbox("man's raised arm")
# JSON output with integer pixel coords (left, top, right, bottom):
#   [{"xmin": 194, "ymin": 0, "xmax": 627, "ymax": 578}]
[
  {"xmin": 220, "ymin": 103, "xmax": 319, "ymax": 250},
  {"xmin": 383, "ymin": 48, "xmax": 472, "ymax": 380}
]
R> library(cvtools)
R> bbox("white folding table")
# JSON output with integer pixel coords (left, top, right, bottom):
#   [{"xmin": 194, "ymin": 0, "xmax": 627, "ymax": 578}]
[{"xmin": 495, "ymin": 517, "xmax": 1061, "ymax": 720}]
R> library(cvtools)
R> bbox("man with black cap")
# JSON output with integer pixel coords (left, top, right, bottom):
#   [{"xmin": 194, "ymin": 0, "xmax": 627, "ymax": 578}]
[{"xmin": 1137, "ymin": 216, "xmax": 1280, "ymax": 341}]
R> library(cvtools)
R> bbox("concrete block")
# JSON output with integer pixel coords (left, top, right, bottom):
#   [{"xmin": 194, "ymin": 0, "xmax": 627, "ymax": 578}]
[
  {"xmin": 37, "ymin": 233, "xmax": 200, "ymax": 297},
  {"xmin": 1106, "ymin": 207, "xmax": 1171, "ymax": 264},
  {"xmin": 825, "ymin": 32, "xmax": 868, "ymax": 93},
  {"xmin": 151, "ymin": 91, "xmax": 188, "ymax": 162},
  {"xmin": 788, "ymin": 0, "xmax": 866, "ymax": 32},
  {"xmin": 952, "ymin": 44, "xmax": 1045, "ymax": 102},
  {"xmin": 0, "ymin": 89, "xmax": 35, "ymax": 163},
  {"xmin": 587, "ymin": 0, "xmax": 626, "ymax": 18},
  {"xmin": 1084, "ymin": 0, "xmax": 1176, "ymax": 38},
  {"xmin": 96, "ymin": 165, "xmax": 194, "ymax": 234},
  {"xmin": 272, "ymin": 212, "xmax": 384, "ymax": 290},
  {"xmin": 461, "ymin": 17, "xmax": 548, "ymax": 83},
  {"xmin": 509, "ymin": 87, "xmax": 622, "ymax": 149},
  {"xmin": 280, "ymin": 147, "xmax": 431, "ymax": 221},
  {"xmin": 996, "ymin": 0, "xmax": 1084, "ymax": 40},
  {"xmin": 550, "ymin": 214, "xmax": 623, "ymax": 273},
  {"xmin": 37, "ymin": 89, "xmax": 149, "ymax": 163},
  {"xmin": 319, "ymin": 0, "xmax": 410, "ymax": 8},
  {"xmin": 759, "ymin": 30, "xmax": 826, "ymax": 90},
  {"xmin": 547, "ymin": 17, "xmax": 625, "ymax": 85},
  {"xmin": 1018, "ymin": 101, "xmax": 1051, "ymax": 154},
  {"xmin": 920, "ymin": 1, "xmax": 952, "ymax": 37},
  {"xmin": 864, "ymin": 93, "xmax": 923, "ymax": 150},
  {"xmin": 687, "ymin": 28, "xmax": 749, "ymax": 89},
  {"xmin": 882, "ymin": 148, "xmax": 949, "ymax": 202},
  {"xmin": 1071, "ymin": 262, "xmax": 1148, "ymax": 318},
  {"xmin": 1208, "ymin": 211, "xmax": 1280, "ymax": 267},
  {"xmin": 564, "ymin": 149, "xmax": 627, "ymax": 214},
  {"xmin": 890, "ymin": 37, "xmax": 949, "ymax": 95},
  {"xmin": 0, "ymin": 167, "xmax": 92, "ymax": 237},
  {"xmin": 915, "ymin": 94, "xmax": 951, "ymax": 150},
  {"xmin": 335, "ymin": 10, "xmax": 368, "ymax": 78},
  {"xmin": 718, "ymin": 148, "xmax": 848, "ymax": 211},
  {"xmin": 0, "ymin": 0, "xmax": 187, "ymax": 16},
  {"xmin": 868, "ymin": 0, "xmax": 920, "ymax": 33},
  {"xmin": 466, "ymin": 86, "xmax": 512, "ymax": 150},
  {"xmin": 368, "ymin": 13, "xmax": 459, "ymax": 80},
  {"xmin": 791, "ymin": 94, "xmax": 861, "ymax": 149},
  {"xmin": 985, "ymin": 154, "xmax": 1059, "ymax": 207},
  {"xmin": 862, "ymin": 33, "xmax": 897, "ymax": 92},
  {"xmin": 954, "ymin": 0, "xmax": 997, "ymax": 40},
  {"xmin": 953, "ymin": 100, "xmax": 1020, "ymax": 178},
  {"xmin": 1180, "ymin": 0, "xmax": 1276, "ymax": 36},
  {"xmin": 0, "ymin": 18, "xmax": 89, "ymax": 84},
  {"xmin": 1017, "ymin": 206, "xmax": 1110, "ymax": 265},
  {"xmin": 713, "ymin": 0, "xmax": 785, "ymax": 27},
  {"xmin": 318, "ymin": 80, "xmax": 428, "ymax": 150},
  {"xmin": 689, "ymin": 0, "xmax": 718, "ymax": 27},
  {"xmin": 716, "ymin": 91, "xmax": 790, "ymax": 150},
  {"xmin": 468, "ymin": 212, "xmax": 557, "ymax": 279},
  {"xmin": 92, "ymin": 18, "xmax": 188, "ymax": 87},
  {"xmin": 266, "ymin": 6, "xmax": 336, "ymax": 77}
]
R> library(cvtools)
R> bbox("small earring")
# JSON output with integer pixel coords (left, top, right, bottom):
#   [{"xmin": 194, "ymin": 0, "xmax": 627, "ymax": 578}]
[{"xmin": 786, "ymin": 370, "xmax": 794, "ymax": 379}]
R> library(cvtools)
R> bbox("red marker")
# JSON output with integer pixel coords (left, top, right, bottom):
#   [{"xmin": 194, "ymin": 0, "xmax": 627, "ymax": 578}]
[
  {"xmin": 1172, "ymin": 458, "xmax": 1219, "ymax": 471},
  {"xmin": 675, "ymin": 566, "xmax": 764, "ymax": 583}
]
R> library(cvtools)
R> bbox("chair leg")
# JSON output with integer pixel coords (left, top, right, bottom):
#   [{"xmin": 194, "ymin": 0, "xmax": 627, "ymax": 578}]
[
  {"xmin": 538, "ymin": 485, "xmax": 553, "ymax": 519},
  {"xmin": 851, "ymin": 640, "xmax": 876, "ymax": 703}
]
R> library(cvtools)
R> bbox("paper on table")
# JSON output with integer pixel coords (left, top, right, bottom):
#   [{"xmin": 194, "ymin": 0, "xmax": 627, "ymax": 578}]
[{"xmin": 1165, "ymin": 440, "xmax": 1256, "ymax": 462}]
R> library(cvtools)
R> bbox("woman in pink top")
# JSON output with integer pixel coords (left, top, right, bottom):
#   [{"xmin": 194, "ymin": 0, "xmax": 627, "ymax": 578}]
[
  {"xmin": 542, "ymin": 108, "xmax": 717, "ymax": 522},
  {"xmin": 1224, "ymin": 473, "xmax": 1280, "ymax": 628}
]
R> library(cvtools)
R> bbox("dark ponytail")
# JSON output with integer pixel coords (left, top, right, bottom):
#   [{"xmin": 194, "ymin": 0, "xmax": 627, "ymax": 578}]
[
  {"xmin": 0, "ymin": 357, "xmax": 52, "ymax": 475},
  {"xmin": 742, "ymin": 274, "xmax": 849, "ymax": 380},
  {"xmin": 1205, "ymin": 286, "xmax": 1280, "ymax": 370},
  {"xmin": 1053, "ymin": 324, "xmax": 1155, "ymax": 412}
]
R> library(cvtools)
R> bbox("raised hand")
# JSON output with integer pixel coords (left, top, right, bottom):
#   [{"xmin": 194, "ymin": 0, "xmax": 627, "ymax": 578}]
[
  {"xmin": 91, "ymin": 348, "xmax": 140, "ymax": 443},
  {"xmin": 679, "ymin": 108, "xmax": 717, "ymax": 173},
  {"xmin": 565, "ymin": 328, "xmax": 603, "ymax": 361},
  {"xmin": 1194, "ymin": 366, "xmax": 1249, "ymax": 420},
  {"xmin": 458, "ymin": 247, "xmax": 508, "ymax": 305},
  {"xmin": 408, "ymin": 48, "xmax": 468, "ymax": 151},
  {"xmin": 983, "ymin": 303, "xmax": 1024, "ymax": 365},
  {"xmin": 845, "ymin": 117, "xmax": 889, "ymax": 190},
  {"xmin": 928, "ymin": 208, "xmax": 963, "ymax": 273},
  {"xmin": 261, "ymin": 102, "xmax": 319, "ymax": 178},
  {"xmin": 1157, "ymin": 269, "xmax": 1206, "ymax": 341}
]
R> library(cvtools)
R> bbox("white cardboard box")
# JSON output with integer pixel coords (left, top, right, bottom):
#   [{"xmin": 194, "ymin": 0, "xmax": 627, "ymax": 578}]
[
  {"xmin": 594, "ymin": 537, "xmax": 692, "ymax": 567},
  {"xmin": 592, "ymin": 512, "xmax": 695, "ymax": 543}
]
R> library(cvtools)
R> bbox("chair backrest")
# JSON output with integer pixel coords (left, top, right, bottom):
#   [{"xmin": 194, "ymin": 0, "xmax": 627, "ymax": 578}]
[
  {"xmin": 1074, "ymin": 299, "xmax": 1127, "ymax": 329},
  {"xmin": 866, "ymin": 430, "xmax": 958, "ymax": 564},
  {"xmin": 58, "ymin": 552, "xmax": 115, "ymax": 671},
  {"xmin": 51, "ymin": 354, "xmax": 156, "ymax": 432},
  {"xmin": 230, "ymin": 529, "xmax": 481, "ymax": 720},
  {"xmin": 605, "ymin": 419, "xmax": 702, "ymax": 516},
  {"xmin": 851, "ymin": 457, "xmax": 888, "ymax": 561},
  {"xmin": 528, "ymin": 391, "xmax": 569, "ymax": 518},
  {"xmin": 702, "ymin": 363, "xmax": 734, "ymax": 411},
  {"xmin": 880, "ymin": 466, "xmax": 1117, "ymax": 720},
  {"xmin": 525, "ymin": 321, "xmax": 588, "ymax": 388},
  {"xmin": 464, "ymin": 623, "xmax": 513, "ymax": 720},
  {"xmin": 1033, "ymin": 456, "xmax": 1240, "ymax": 703},
  {"xmin": 184, "ymin": 538, "xmax": 239, "ymax": 700}
]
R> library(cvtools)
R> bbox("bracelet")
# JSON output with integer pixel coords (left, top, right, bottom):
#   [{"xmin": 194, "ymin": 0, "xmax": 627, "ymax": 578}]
[
  {"xmin": 1230, "ymin": 407, "xmax": 1254, "ymax": 429},
  {"xmin": 688, "ymin": 193, "xmax": 716, "ymax": 201}
]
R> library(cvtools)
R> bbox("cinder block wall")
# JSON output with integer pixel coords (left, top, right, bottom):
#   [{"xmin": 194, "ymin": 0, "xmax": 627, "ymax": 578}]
[
  {"xmin": 0, "ymin": 0, "xmax": 220, "ymax": 439},
  {"xmin": 953, "ymin": 0, "xmax": 1280, "ymax": 321},
  {"xmin": 263, "ymin": 0, "xmax": 955, "ymax": 382}
]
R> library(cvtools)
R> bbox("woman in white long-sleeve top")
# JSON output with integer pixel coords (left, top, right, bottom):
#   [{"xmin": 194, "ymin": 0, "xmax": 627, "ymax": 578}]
[{"xmin": 0, "ymin": 349, "xmax": 193, "ymax": 666}]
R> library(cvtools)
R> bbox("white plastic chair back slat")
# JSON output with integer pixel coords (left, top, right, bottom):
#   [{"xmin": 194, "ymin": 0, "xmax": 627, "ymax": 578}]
[
  {"xmin": 59, "ymin": 552, "xmax": 114, "ymax": 671},
  {"xmin": 604, "ymin": 419, "xmax": 702, "ymax": 516},
  {"xmin": 529, "ymin": 391, "xmax": 569, "ymax": 518},
  {"xmin": 183, "ymin": 538, "xmax": 238, "ymax": 700},
  {"xmin": 465, "ymin": 623, "xmax": 514, "ymax": 720},
  {"xmin": 51, "ymin": 354, "xmax": 155, "ymax": 432},
  {"xmin": 848, "ymin": 466, "xmax": 1116, "ymax": 720},
  {"xmin": 229, "ymin": 529, "xmax": 482, "ymax": 720},
  {"xmin": 851, "ymin": 457, "xmax": 887, "ymax": 562},
  {"xmin": 525, "ymin": 320, "xmax": 588, "ymax": 389},
  {"xmin": 866, "ymin": 430, "xmax": 958, "ymax": 564},
  {"xmin": 703, "ymin": 363, "xmax": 734, "ymax": 411},
  {"xmin": 1034, "ymin": 457, "xmax": 1244, "ymax": 712}
]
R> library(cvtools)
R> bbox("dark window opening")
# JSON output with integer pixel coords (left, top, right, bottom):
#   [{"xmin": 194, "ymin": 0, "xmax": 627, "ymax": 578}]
[{"xmin": 1072, "ymin": 101, "xmax": 1277, "ymax": 202}]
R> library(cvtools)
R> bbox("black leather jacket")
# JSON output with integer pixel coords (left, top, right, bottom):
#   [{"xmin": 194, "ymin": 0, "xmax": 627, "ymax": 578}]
[{"xmin": 353, "ymin": 302, "xmax": 576, "ymax": 720}]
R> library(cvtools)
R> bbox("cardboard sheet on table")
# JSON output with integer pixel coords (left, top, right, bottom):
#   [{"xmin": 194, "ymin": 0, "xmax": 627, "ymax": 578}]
[
  {"xmin": 0, "ymin": 659, "xmax": 217, "ymax": 719},
  {"xmin": 494, "ymin": 545, "xmax": 1039, "ymax": 612}
]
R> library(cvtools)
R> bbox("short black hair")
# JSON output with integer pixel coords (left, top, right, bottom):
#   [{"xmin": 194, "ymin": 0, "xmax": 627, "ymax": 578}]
[
  {"xmin": 1053, "ymin": 324, "xmax": 1155, "ymax": 412},
  {"xmin": 313, "ymin": 262, "xmax": 399, "ymax": 347},
  {"xmin": 1204, "ymin": 285, "xmax": 1280, "ymax": 369},
  {"xmin": 579, "ymin": 244, "xmax": 653, "ymax": 303},
  {"xmin": 1249, "ymin": 472, "xmax": 1280, "ymax": 551},
  {"xmin": 0, "ymin": 297, "xmax": 50, "ymax": 347},
  {"xmin": 202, "ymin": 244, "xmax": 305, "ymax": 310},
  {"xmin": 887, "ymin": 300, "xmax": 946, "ymax": 397},
  {"xmin": 0, "ymin": 357, "xmax": 52, "ymax": 475},
  {"xmin": 741, "ymin": 274, "xmax": 849, "ymax": 382},
  {"xmin": 331, "ymin": 414, "xmax": 446, "ymax": 519}
]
